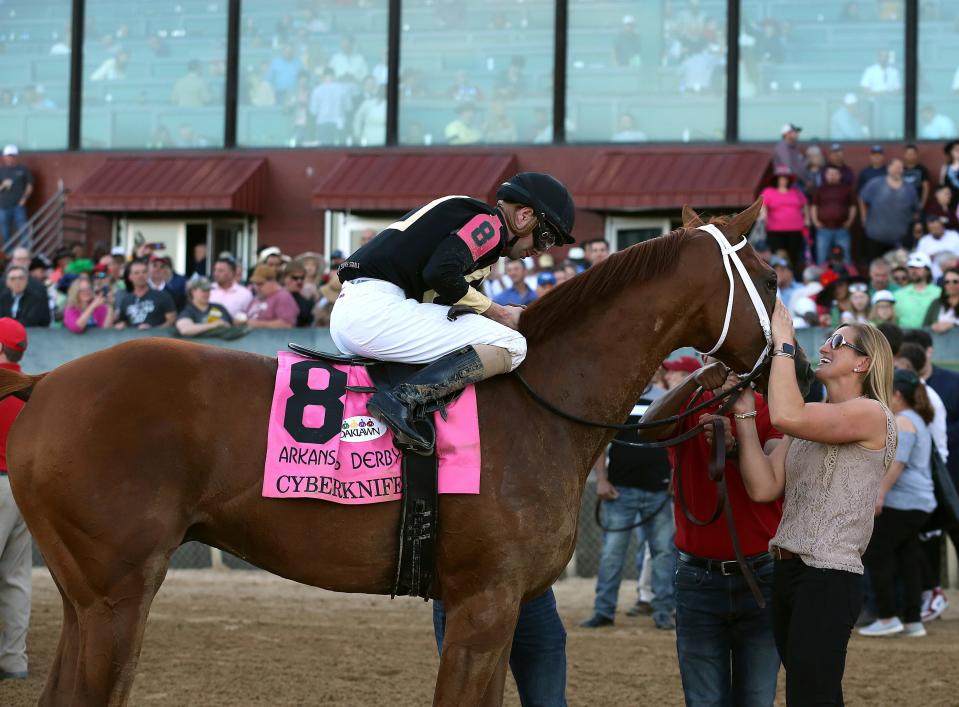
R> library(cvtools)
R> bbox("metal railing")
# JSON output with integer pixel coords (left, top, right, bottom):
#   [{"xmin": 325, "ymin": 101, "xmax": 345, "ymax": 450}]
[{"xmin": 5, "ymin": 180, "xmax": 85, "ymax": 258}]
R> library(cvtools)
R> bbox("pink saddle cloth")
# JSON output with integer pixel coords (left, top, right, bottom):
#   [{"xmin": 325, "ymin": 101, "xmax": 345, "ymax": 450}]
[{"xmin": 261, "ymin": 352, "xmax": 481, "ymax": 504}]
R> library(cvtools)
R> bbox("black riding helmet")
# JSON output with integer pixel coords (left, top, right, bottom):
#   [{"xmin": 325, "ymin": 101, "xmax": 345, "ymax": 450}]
[{"xmin": 496, "ymin": 172, "xmax": 576, "ymax": 247}]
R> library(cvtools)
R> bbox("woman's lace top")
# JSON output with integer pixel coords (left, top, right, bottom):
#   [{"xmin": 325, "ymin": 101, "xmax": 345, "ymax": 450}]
[{"xmin": 770, "ymin": 401, "xmax": 898, "ymax": 574}]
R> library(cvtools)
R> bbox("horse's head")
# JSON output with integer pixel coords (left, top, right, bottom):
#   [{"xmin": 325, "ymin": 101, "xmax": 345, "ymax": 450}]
[{"xmin": 681, "ymin": 200, "xmax": 815, "ymax": 397}]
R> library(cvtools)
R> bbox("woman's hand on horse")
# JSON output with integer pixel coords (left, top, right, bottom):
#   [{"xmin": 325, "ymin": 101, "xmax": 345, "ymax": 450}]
[
  {"xmin": 693, "ymin": 361, "xmax": 730, "ymax": 391},
  {"xmin": 596, "ymin": 478, "xmax": 619, "ymax": 501},
  {"xmin": 700, "ymin": 413, "xmax": 733, "ymax": 451},
  {"xmin": 771, "ymin": 298, "xmax": 795, "ymax": 348}
]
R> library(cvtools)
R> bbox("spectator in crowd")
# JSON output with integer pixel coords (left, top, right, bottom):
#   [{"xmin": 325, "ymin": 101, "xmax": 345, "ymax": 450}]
[
  {"xmin": 772, "ymin": 255, "xmax": 802, "ymax": 306},
  {"xmin": 890, "ymin": 264, "xmax": 909, "ymax": 288},
  {"xmin": 328, "ymin": 36, "xmax": 368, "ymax": 84},
  {"xmin": 0, "ymin": 267, "xmax": 49, "ymax": 327},
  {"xmin": 894, "ymin": 343, "xmax": 949, "ymax": 466},
  {"xmin": 245, "ymin": 61, "xmax": 276, "ymax": 107},
  {"xmin": 896, "ymin": 252, "xmax": 941, "ymax": 328},
  {"xmin": 313, "ymin": 274, "xmax": 341, "ymax": 328},
  {"xmin": 494, "ymin": 260, "xmax": 536, "ymax": 306},
  {"xmin": 174, "ymin": 123, "xmax": 208, "ymax": 148},
  {"xmin": 310, "ymin": 68, "xmax": 351, "ymax": 145},
  {"xmin": 114, "ymin": 260, "xmax": 176, "ymax": 330},
  {"xmin": 640, "ymin": 357, "xmax": 783, "ymax": 705},
  {"xmin": 246, "ymin": 264, "xmax": 298, "ymax": 328},
  {"xmin": 89, "ymin": 50, "xmax": 129, "ymax": 81},
  {"xmin": 869, "ymin": 258, "xmax": 894, "ymax": 293},
  {"xmin": 0, "ymin": 318, "xmax": 30, "ymax": 681},
  {"xmin": 0, "ymin": 146, "xmax": 33, "ymax": 246},
  {"xmin": 613, "ymin": 15, "xmax": 642, "ymax": 67},
  {"xmin": 353, "ymin": 83, "xmax": 386, "ymax": 146},
  {"xmin": 445, "ymin": 103, "xmax": 482, "ymax": 145},
  {"xmin": 535, "ymin": 272, "xmax": 556, "ymax": 298},
  {"xmin": 188, "ymin": 243, "xmax": 207, "ymax": 279},
  {"xmin": 860, "ymin": 49, "xmax": 901, "ymax": 94},
  {"xmin": 147, "ymin": 254, "xmax": 186, "ymax": 312},
  {"xmin": 580, "ymin": 375, "xmax": 676, "ymax": 630},
  {"xmin": 812, "ymin": 164, "xmax": 856, "ymax": 266},
  {"xmin": 209, "ymin": 256, "xmax": 252, "ymax": 320},
  {"xmin": 171, "ymin": 60, "xmax": 212, "ymax": 108},
  {"xmin": 267, "ymin": 44, "xmax": 304, "ymax": 101},
  {"xmin": 925, "ymin": 267, "xmax": 959, "ymax": 332},
  {"xmin": 870, "ymin": 289, "xmax": 898, "ymax": 325},
  {"xmin": 258, "ymin": 247, "xmax": 286, "ymax": 275},
  {"xmin": 830, "ymin": 93, "xmax": 868, "ymax": 140},
  {"xmin": 483, "ymin": 101, "xmax": 518, "ymax": 144},
  {"xmin": 918, "ymin": 105, "xmax": 956, "ymax": 140},
  {"xmin": 448, "ymin": 71, "xmax": 484, "ymax": 103},
  {"xmin": 941, "ymin": 140, "xmax": 959, "ymax": 212},
  {"xmin": 858, "ymin": 145, "xmax": 888, "ymax": 192},
  {"xmin": 293, "ymin": 253, "xmax": 324, "ymax": 301},
  {"xmin": 281, "ymin": 262, "xmax": 314, "ymax": 328},
  {"xmin": 773, "ymin": 123, "xmax": 808, "ymax": 190},
  {"xmin": 327, "ymin": 250, "xmax": 346, "ymax": 275},
  {"xmin": 175, "ymin": 278, "xmax": 233, "ymax": 337},
  {"xmin": 586, "ymin": 239, "xmax": 610, "ymax": 267},
  {"xmin": 494, "ymin": 56, "xmax": 528, "ymax": 100},
  {"xmin": 859, "ymin": 368, "xmax": 936, "ymax": 638},
  {"xmin": 859, "ymin": 158, "xmax": 919, "ymax": 260},
  {"xmin": 825, "ymin": 143, "xmax": 856, "ymax": 186},
  {"xmin": 7, "ymin": 247, "xmax": 29, "ymax": 273},
  {"xmin": 902, "ymin": 144, "xmax": 931, "ymax": 208},
  {"xmin": 760, "ymin": 166, "xmax": 809, "ymax": 274},
  {"xmin": 916, "ymin": 216, "xmax": 959, "ymax": 275},
  {"xmin": 63, "ymin": 277, "xmax": 115, "ymax": 333},
  {"xmin": 927, "ymin": 186, "xmax": 959, "ymax": 230},
  {"xmin": 804, "ymin": 145, "xmax": 825, "ymax": 189},
  {"xmin": 611, "ymin": 113, "xmax": 647, "ymax": 142}
]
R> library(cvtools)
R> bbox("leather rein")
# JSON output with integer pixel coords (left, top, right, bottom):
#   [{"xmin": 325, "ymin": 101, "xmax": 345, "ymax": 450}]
[{"xmin": 515, "ymin": 225, "xmax": 774, "ymax": 607}]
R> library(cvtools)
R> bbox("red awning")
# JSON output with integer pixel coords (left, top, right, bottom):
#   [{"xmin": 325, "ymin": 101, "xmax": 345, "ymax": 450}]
[
  {"xmin": 574, "ymin": 149, "xmax": 772, "ymax": 210},
  {"xmin": 69, "ymin": 157, "xmax": 267, "ymax": 213},
  {"xmin": 312, "ymin": 153, "xmax": 518, "ymax": 210}
]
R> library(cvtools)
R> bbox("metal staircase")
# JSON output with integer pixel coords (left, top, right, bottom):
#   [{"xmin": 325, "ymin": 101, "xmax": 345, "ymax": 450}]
[{"xmin": 4, "ymin": 180, "xmax": 87, "ymax": 257}]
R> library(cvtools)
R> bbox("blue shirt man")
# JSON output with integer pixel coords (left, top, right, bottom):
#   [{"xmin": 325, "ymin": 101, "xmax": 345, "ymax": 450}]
[{"xmin": 493, "ymin": 259, "xmax": 537, "ymax": 306}]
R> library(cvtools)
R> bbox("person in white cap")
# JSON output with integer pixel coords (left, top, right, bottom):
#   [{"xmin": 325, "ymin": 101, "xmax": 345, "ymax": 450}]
[
  {"xmin": 0, "ymin": 146, "xmax": 33, "ymax": 246},
  {"xmin": 896, "ymin": 252, "xmax": 941, "ymax": 328},
  {"xmin": 613, "ymin": 14, "xmax": 641, "ymax": 67},
  {"xmin": 869, "ymin": 289, "xmax": 898, "ymax": 325},
  {"xmin": 772, "ymin": 123, "xmax": 808, "ymax": 189},
  {"xmin": 830, "ymin": 93, "xmax": 868, "ymax": 140}
]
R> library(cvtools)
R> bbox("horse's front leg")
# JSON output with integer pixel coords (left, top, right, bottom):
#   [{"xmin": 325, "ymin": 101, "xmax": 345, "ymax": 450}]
[{"xmin": 433, "ymin": 585, "xmax": 522, "ymax": 707}]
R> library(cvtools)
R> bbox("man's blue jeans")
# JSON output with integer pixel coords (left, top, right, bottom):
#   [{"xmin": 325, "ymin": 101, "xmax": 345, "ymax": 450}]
[
  {"xmin": 433, "ymin": 588, "xmax": 567, "ymax": 707},
  {"xmin": 593, "ymin": 486, "xmax": 675, "ymax": 619},
  {"xmin": 815, "ymin": 227, "xmax": 852, "ymax": 265},
  {"xmin": 675, "ymin": 555, "xmax": 780, "ymax": 707},
  {"xmin": 0, "ymin": 206, "xmax": 27, "ymax": 245}
]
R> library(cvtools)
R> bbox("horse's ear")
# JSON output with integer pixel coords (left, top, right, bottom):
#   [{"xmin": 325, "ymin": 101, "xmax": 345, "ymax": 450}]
[
  {"xmin": 724, "ymin": 198, "xmax": 764, "ymax": 242},
  {"xmin": 682, "ymin": 205, "xmax": 704, "ymax": 228}
]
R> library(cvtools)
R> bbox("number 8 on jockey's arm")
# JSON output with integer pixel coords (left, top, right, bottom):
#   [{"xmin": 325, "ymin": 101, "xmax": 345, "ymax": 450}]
[{"xmin": 330, "ymin": 172, "xmax": 576, "ymax": 453}]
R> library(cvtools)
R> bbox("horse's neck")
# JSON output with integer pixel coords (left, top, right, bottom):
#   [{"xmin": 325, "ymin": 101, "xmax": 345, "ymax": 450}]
[{"xmin": 522, "ymin": 285, "xmax": 691, "ymax": 481}]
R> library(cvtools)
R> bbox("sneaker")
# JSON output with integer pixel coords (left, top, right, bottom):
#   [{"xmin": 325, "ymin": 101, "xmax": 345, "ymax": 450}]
[
  {"xmin": 653, "ymin": 612, "xmax": 676, "ymax": 630},
  {"xmin": 922, "ymin": 588, "xmax": 949, "ymax": 622},
  {"xmin": 858, "ymin": 618, "xmax": 904, "ymax": 637},
  {"xmin": 902, "ymin": 621, "xmax": 927, "ymax": 637},
  {"xmin": 578, "ymin": 614, "xmax": 614, "ymax": 628},
  {"xmin": 625, "ymin": 600, "xmax": 653, "ymax": 617}
]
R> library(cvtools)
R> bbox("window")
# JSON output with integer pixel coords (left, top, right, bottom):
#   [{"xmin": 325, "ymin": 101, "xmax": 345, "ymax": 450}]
[
  {"xmin": 81, "ymin": 0, "xmax": 227, "ymax": 149},
  {"xmin": 567, "ymin": 1, "xmax": 726, "ymax": 143},
  {"xmin": 917, "ymin": 4, "xmax": 959, "ymax": 143},
  {"xmin": 0, "ymin": 0, "xmax": 72, "ymax": 149},
  {"xmin": 398, "ymin": 0, "xmax": 554, "ymax": 146},
  {"xmin": 739, "ymin": 0, "xmax": 905, "ymax": 141},
  {"xmin": 237, "ymin": 1, "xmax": 389, "ymax": 147}
]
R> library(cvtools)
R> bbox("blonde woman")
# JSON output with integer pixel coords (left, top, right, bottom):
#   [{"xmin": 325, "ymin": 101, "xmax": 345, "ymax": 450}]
[
  {"xmin": 63, "ymin": 277, "xmax": 115, "ymax": 333},
  {"xmin": 725, "ymin": 301, "xmax": 896, "ymax": 705},
  {"xmin": 294, "ymin": 252, "xmax": 324, "ymax": 300}
]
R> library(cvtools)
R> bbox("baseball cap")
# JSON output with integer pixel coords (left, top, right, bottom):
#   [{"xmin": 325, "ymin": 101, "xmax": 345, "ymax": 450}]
[
  {"xmin": 870, "ymin": 144, "xmax": 884, "ymax": 153},
  {"xmin": 663, "ymin": 355, "xmax": 702, "ymax": 374},
  {"xmin": 249, "ymin": 264, "xmax": 277, "ymax": 284},
  {"xmin": 830, "ymin": 142, "xmax": 843, "ymax": 151},
  {"xmin": 187, "ymin": 276, "xmax": 213, "ymax": 292},
  {"xmin": 780, "ymin": 123, "xmax": 802, "ymax": 135},
  {"xmin": 149, "ymin": 253, "xmax": 172, "ymax": 265},
  {"xmin": 537, "ymin": 272, "xmax": 557, "ymax": 287},
  {"xmin": 770, "ymin": 255, "xmax": 791, "ymax": 269},
  {"xmin": 110, "ymin": 246, "xmax": 127, "ymax": 256},
  {"xmin": 0, "ymin": 318, "xmax": 27, "ymax": 353},
  {"xmin": 29, "ymin": 254, "xmax": 51, "ymax": 271},
  {"xmin": 906, "ymin": 252, "xmax": 932, "ymax": 269},
  {"xmin": 2, "ymin": 144, "xmax": 19, "ymax": 156},
  {"xmin": 330, "ymin": 249, "xmax": 346, "ymax": 260},
  {"xmin": 872, "ymin": 289, "xmax": 896, "ymax": 304}
]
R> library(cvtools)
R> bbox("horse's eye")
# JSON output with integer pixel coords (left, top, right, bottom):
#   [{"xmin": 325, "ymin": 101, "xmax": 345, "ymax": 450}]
[{"xmin": 766, "ymin": 277, "xmax": 777, "ymax": 291}]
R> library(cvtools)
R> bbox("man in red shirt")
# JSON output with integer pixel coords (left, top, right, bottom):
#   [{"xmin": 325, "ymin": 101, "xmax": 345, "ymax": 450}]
[
  {"xmin": 0, "ymin": 318, "xmax": 28, "ymax": 680},
  {"xmin": 641, "ymin": 357, "xmax": 783, "ymax": 707},
  {"xmin": 812, "ymin": 164, "xmax": 857, "ymax": 266}
]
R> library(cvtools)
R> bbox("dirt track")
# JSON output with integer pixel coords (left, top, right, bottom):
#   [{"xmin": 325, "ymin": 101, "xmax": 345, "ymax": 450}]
[{"xmin": 5, "ymin": 569, "xmax": 959, "ymax": 705}]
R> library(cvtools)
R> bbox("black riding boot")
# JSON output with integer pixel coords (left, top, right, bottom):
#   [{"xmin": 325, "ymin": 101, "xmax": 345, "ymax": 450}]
[{"xmin": 366, "ymin": 346, "xmax": 486, "ymax": 453}]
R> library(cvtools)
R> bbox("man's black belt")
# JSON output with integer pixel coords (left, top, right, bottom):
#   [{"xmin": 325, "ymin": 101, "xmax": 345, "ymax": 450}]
[{"xmin": 678, "ymin": 550, "xmax": 774, "ymax": 576}]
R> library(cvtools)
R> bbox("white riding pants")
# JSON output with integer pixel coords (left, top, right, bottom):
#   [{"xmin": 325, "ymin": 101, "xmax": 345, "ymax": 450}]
[{"xmin": 330, "ymin": 279, "xmax": 527, "ymax": 370}]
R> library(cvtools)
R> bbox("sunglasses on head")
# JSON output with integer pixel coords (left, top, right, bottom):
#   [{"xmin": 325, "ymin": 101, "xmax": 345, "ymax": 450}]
[{"xmin": 826, "ymin": 333, "xmax": 867, "ymax": 355}]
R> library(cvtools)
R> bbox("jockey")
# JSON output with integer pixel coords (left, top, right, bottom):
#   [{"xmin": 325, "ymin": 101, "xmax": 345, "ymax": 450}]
[{"xmin": 331, "ymin": 172, "xmax": 575, "ymax": 453}]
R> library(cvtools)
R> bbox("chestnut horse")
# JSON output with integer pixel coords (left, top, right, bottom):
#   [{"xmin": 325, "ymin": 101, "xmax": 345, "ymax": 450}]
[{"xmin": 4, "ymin": 202, "xmax": 775, "ymax": 706}]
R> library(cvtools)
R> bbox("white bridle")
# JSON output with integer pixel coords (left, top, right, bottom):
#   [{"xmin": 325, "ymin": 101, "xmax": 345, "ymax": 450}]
[{"xmin": 696, "ymin": 224, "xmax": 773, "ymax": 375}]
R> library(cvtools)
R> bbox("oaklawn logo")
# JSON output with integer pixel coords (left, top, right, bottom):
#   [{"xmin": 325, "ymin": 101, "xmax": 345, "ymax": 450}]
[{"xmin": 340, "ymin": 416, "xmax": 387, "ymax": 442}]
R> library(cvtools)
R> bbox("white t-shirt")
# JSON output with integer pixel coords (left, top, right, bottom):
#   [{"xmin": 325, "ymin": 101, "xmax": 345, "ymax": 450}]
[
  {"xmin": 860, "ymin": 63, "xmax": 901, "ymax": 93},
  {"xmin": 917, "ymin": 230, "xmax": 959, "ymax": 278}
]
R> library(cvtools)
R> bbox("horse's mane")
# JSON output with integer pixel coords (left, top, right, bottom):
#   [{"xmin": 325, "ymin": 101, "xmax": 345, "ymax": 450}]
[{"xmin": 521, "ymin": 225, "xmax": 695, "ymax": 343}]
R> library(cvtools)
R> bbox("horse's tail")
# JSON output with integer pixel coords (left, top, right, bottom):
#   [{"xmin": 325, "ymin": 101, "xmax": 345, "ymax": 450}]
[{"xmin": 0, "ymin": 367, "xmax": 45, "ymax": 402}]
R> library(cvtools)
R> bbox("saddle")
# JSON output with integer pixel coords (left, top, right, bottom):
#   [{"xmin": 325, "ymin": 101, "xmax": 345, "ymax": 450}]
[{"xmin": 288, "ymin": 342, "xmax": 450, "ymax": 600}]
